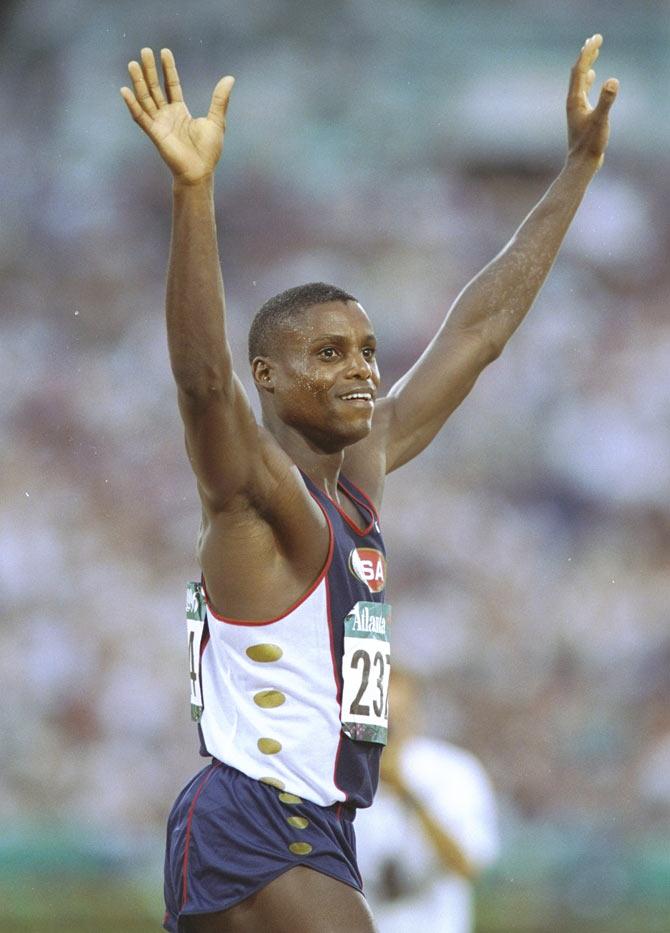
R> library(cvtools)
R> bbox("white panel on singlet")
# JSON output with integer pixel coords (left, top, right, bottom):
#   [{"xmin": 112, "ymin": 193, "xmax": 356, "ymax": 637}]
[{"xmin": 199, "ymin": 577, "xmax": 345, "ymax": 806}]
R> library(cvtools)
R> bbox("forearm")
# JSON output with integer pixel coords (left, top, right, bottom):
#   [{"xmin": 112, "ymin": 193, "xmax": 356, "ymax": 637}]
[
  {"xmin": 166, "ymin": 177, "xmax": 232, "ymax": 395},
  {"xmin": 444, "ymin": 152, "xmax": 599, "ymax": 357}
]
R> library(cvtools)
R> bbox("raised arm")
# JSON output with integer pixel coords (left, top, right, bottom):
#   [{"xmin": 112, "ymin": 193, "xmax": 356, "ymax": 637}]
[
  {"xmin": 121, "ymin": 50, "xmax": 274, "ymax": 511},
  {"xmin": 382, "ymin": 35, "xmax": 619, "ymax": 473}
]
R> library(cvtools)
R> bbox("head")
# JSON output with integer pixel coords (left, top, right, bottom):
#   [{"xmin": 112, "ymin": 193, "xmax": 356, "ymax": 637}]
[{"xmin": 249, "ymin": 282, "xmax": 381, "ymax": 452}]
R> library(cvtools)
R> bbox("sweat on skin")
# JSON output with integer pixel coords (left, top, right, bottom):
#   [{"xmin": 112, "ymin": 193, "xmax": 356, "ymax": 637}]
[{"xmin": 120, "ymin": 35, "xmax": 618, "ymax": 933}]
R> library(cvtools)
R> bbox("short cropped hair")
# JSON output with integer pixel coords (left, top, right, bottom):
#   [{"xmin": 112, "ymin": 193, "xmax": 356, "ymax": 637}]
[{"xmin": 248, "ymin": 282, "xmax": 358, "ymax": 363}]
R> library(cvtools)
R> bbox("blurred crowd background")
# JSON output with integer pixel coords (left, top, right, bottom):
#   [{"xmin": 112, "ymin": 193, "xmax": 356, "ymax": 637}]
[{"xmin": 2, "ymin": 0, "xmax": 669, "ymax": 930}]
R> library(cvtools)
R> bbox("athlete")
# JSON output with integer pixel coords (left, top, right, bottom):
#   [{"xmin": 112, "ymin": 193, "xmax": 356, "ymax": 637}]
[{"xmin": 120, "ymin": 35, "xmax": 618, "ymax": 933}]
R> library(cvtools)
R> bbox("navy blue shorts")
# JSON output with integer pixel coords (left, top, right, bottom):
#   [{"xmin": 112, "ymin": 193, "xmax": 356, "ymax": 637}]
[{"xmin": 163, "ymin": 760, "xmax": 363, "ymax": 931}]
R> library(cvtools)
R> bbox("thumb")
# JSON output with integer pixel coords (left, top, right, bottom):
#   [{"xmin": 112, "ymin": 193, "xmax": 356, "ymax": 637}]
[
  {"xmin": 593, "ymin": 77, "xmax": 619, "ymax": 118},
  {"xmin": 207, "ymin": 75, "xmax": 235, "ymax": 128}
]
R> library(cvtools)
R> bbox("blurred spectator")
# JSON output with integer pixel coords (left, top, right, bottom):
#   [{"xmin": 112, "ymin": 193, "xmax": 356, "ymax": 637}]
[{"xmin": 355, "ymin": 670, "xmax": 499, "ymax": 932}]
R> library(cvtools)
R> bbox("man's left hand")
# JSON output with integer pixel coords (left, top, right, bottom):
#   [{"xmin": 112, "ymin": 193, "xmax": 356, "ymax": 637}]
[{"xmin": 566, "ymin": 34, "xmax": 619, "ymax": 170}]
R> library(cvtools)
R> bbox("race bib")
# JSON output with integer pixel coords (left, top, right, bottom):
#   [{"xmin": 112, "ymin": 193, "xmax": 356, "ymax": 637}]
[
  {"xmin": 341, "ymin": 601, "xmax": 391, "ymax": 744},
  {"xmin": 186, "ymin": 581, "xmax": 207, "ymax": 722}
]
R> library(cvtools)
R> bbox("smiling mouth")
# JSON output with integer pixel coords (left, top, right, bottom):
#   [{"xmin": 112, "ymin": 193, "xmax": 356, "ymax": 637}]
[{"xmin": 339, "ymin": 391, "xmax": 374, "ymax": 403}]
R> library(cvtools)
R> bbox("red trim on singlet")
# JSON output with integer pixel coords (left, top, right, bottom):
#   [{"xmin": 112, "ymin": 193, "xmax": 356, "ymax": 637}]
[
  {"xmin": 339, "ymin": 475, "xmax": 381, "ymax": 524},
  {"xmin": 325, "ymin": 481, "xmax": 374, "ymax": 537},
  {"xmin": 324, "ymin": 575, "xmax": 343, "ymax": 706},
  {"xmin": 331, "ymin": 732, "xmax": 348, "ymax": 805},
  {"xmin": 202, "ymin": 494, "xmax": 335, "ymax": 626},
  {"xmin": 324, "ymin": 573, "xmax": 349, "ymax": 804},
  {"xmin": 181, "ymin": 762, "xmax": 222, "ymax": 909}
]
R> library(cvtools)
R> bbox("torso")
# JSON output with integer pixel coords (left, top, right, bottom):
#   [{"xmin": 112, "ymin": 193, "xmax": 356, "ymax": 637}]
[
  {"xmin": 196, "ymin": 470, "xmax": 389, "ymax": 807},
  {"xmin": 199, "ymin": 422, "xmax": 388, "ymax": 622}
]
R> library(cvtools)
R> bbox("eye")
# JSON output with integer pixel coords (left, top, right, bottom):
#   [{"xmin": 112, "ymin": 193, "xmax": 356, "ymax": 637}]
[
  {"xmin": 362, "ymin": 347, "xmax": 376, "ymax": 359},
  {"xmin": 319, "ymin": 347, "xmax": 338, "ymax": 360}
]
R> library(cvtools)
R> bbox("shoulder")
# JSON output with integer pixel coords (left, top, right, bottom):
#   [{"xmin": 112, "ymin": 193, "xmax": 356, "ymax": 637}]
[{"xmin": 341, "ymin": 397, "xmax": 394, "ymax": 509}]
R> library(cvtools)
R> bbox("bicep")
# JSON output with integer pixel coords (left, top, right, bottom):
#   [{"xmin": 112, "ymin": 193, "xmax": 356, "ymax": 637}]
[
  {"xmin": 177, "ymin": 373, "xmax": 269, "ymax": 511},
  {"xmin": 384, "ymin": 327, "xmax": 497, "ymax": 472}
]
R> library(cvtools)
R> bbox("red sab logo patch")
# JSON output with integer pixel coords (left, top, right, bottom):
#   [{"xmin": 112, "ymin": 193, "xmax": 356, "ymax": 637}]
[{"xmin": 348, "ymin": 548, "xmax": 387, "ymax": 593}]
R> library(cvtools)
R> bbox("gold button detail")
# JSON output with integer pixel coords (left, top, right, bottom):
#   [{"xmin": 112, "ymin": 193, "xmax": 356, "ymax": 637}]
[
  {"xmin": 258, "ymin": 737, "xmax": 282, "ymax": 755},
  {"xmin": 246, "ymin": 644, "xmax": 283, "ymax": 663},
  {"xmin": 254, "ymin": 689, "xmax": 286, "ymax": 708},
  {"xmin": 289, "ymin": 842, "xmax": 313, "ymax": 856},
  {"xmin": 259, "ymin": 776, "xmax": 285, "ymax": 790},
  {"xmin": 286, "ymin": 816, "xmax": 309, "ymax": 830},
  {"xmin": 278, "ymin": 792, "xmax": 302, "ymax": 805}
]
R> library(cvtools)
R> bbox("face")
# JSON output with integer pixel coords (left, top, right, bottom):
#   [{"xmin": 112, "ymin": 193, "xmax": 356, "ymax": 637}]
[{"xmin": 257, "ymin": 300, "xmax": 381, "ymax": 452}]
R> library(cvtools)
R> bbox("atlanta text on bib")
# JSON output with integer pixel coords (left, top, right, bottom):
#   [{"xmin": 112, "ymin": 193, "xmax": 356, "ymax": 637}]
[{"xmin": 341, "ymin": 601, "xmax": 391, "ymax": 744}]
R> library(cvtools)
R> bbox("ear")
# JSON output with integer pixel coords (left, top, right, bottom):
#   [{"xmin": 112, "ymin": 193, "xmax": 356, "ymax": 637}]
[{"xmin": 251, "ymin": 356, "xmax": 275, "ymax": 393}]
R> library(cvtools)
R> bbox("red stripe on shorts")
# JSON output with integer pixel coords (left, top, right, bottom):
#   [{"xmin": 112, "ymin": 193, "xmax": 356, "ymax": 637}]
[{"xmin": 181, "ymin": 762, "xmax": 222, "ymax": 909}]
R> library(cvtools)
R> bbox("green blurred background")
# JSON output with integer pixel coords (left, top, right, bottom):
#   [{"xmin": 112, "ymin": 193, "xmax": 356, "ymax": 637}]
[{"xmin": 2, "ymin": 0, "xmax": 669, "ymax": 929}]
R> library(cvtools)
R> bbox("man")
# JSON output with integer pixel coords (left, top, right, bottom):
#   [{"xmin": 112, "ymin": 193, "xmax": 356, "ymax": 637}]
[
  {"xmin": 120, "ymin": 35, "xmax": 617, "ymax": 933},
  {"xmin": 354, "ymin": 669, "xmax": 499, "ymax": 933}
]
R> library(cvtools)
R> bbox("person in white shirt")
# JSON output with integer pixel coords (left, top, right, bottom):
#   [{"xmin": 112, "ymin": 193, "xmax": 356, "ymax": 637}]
[{"xmin": 355, "ymin": 669, "xmax": 500, "ymax": 933}]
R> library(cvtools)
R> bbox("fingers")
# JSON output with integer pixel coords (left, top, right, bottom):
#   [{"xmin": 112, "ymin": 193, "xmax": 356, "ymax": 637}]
[
  {"xmin": 121, "ymin": 47, "xmax": 234, "ymax": 134},
  {"xmin": 565, "ymin": 34, "xmax": 618, "ymax": 163},
  {"xmin": 160, "ymin": 48, "xmax": 184, "ymax": 104},
  {"xmin": 127, "ymin": 60, "xmax": 158, "ymax": 117},
  {"xmin": 593, "ymin": 78, "xmax": 619, "ymax": 119},
  {"xmin": 119, "ymin": 86, "xmax": 153, "ymax": 132},
  {"xmin": 567, "ymin": 33, "xmax": 603, "ymax": 110},
  {"xmin": 207, "ymin": 75, "xmax": 235, "ymax": 129},
  {"xmin": 141, "ymin": 47, "xmax": 167, "ymax": 107},
  {"xmin": 124, "ymin": 47, "xmax": 177, "ymax": 124}
]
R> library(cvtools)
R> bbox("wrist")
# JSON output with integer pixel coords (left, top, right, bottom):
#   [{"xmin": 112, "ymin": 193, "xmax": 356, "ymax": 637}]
[
  {"xmin": 564, "ymin": 149, "xmax": 602, "ymax": 178},
  {"xmin": 172, "ymin": 173, "xmax": 215, "ymax": 195}
]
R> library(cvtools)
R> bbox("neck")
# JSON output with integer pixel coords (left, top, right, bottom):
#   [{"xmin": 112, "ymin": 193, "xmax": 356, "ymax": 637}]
[
  {"xmin": 297, "ymin": 453, "xmax": 345, "ymax": 501},
  {"xmin": 263, "ymin": 414, "xmax": 345, "ymax": 499}
]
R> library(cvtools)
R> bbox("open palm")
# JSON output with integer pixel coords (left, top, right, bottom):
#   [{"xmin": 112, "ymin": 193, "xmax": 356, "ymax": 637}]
[{"xmin": 120, "ymin": 48, "xmax": 234, "ymax": 185}]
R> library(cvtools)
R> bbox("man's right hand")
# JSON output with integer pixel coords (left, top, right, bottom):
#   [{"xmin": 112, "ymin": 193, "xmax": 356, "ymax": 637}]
[{"xmin": 120, "ymin": 48, "xmax": 234, "ymax": 186}]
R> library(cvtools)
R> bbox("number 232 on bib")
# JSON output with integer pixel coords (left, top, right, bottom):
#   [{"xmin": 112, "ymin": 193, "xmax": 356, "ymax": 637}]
[{"xmin": 341, "ymin": 601, "xmax": 391, "ymax": 745}]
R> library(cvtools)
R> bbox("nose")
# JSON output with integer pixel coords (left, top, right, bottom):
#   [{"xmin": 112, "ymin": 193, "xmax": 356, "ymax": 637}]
[{"xmin": 345, "ymin": 352, "xmax": 373, "ymax": 380}]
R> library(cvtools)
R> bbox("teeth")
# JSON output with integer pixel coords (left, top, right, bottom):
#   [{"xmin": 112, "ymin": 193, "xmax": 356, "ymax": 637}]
[{"xmin": 342, "ymin": 393, "xmax": 372, "ymax": 400}]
